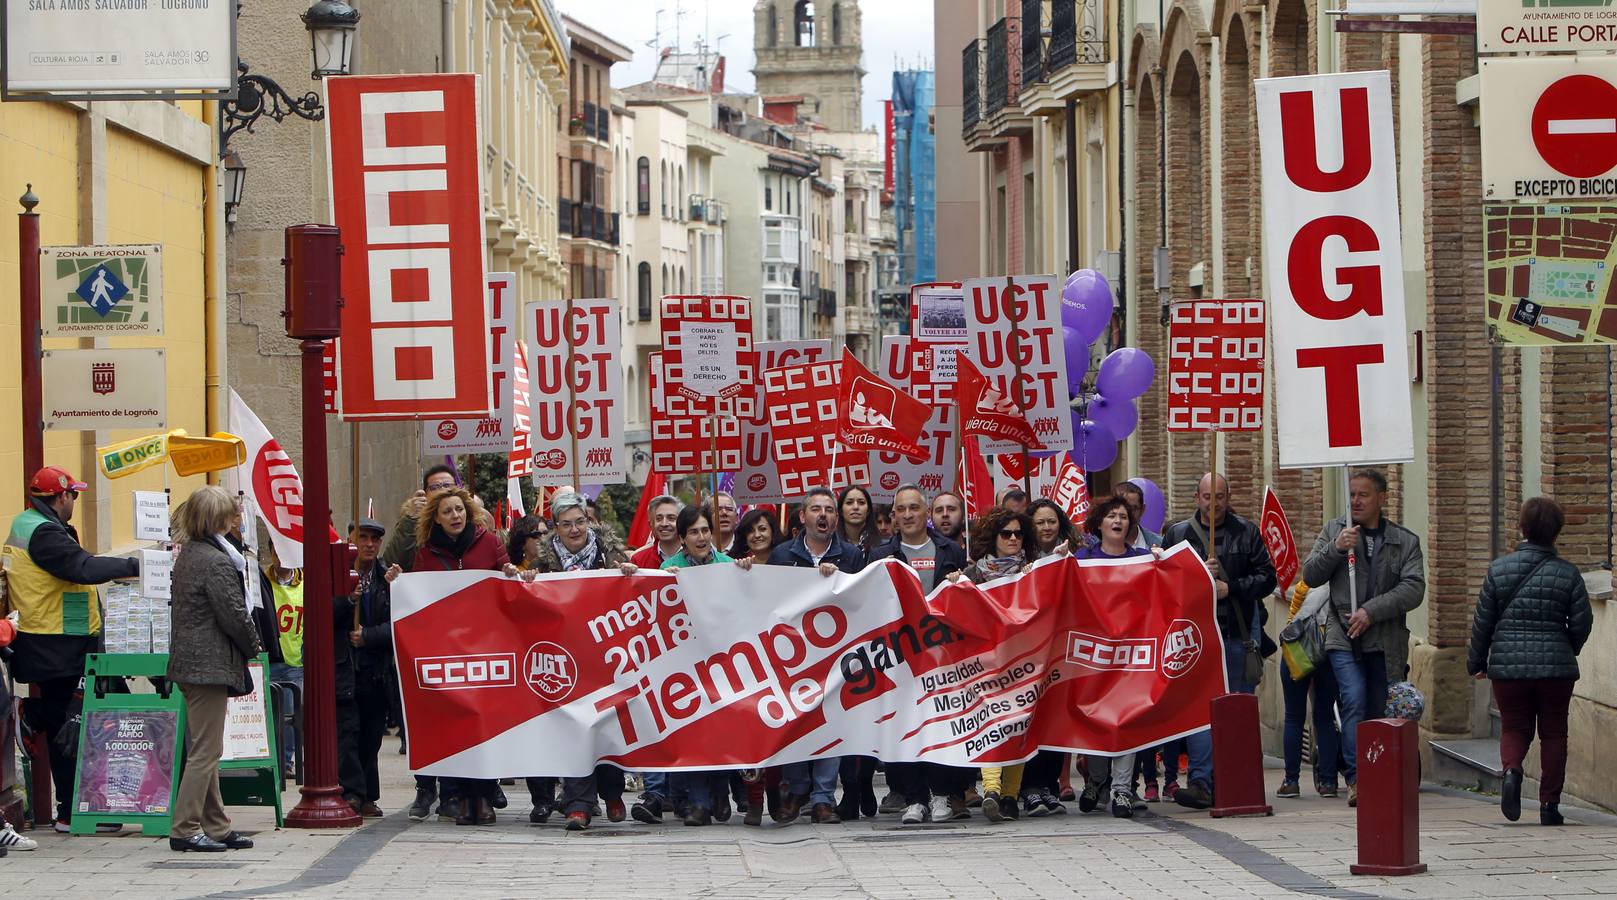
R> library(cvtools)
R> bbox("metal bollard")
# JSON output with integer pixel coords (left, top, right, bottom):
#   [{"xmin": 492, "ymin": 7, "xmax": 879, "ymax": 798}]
[
  {"xmin": 1208, "ymin": 692, "xmax": 1274, "ymax": 818},
  {"xmin": 1350, "ymin": 717, "xmax": 1427, "ymax": 876}
]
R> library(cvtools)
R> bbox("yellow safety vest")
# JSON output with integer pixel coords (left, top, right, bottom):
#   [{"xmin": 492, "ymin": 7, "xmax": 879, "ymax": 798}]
[
  {"xmin": 2, "ymin": 508, "xmax": 101, "ymax": 636},
  {"xmin": 270, "ymin": 576, "xmax": 305, "ymax": 667}
]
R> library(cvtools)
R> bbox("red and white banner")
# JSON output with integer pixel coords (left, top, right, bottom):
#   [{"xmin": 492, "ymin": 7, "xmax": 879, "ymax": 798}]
[
  {"xmin": 994, "ymin": 454, "xmax": 1061, "ymax": 502},
  {"xmin": 964, "ymin": 276, "xmax": 1072, "ymax": 455},
  {"xmin": 527, "ymin": 300, "xmax": 625, "ymax": 484},
  {"xmin": 736, "ymin": 340, "xmax": 834, "ymax": 504},
  {"xmin": 837, "ymin": 349, "xmax": 931, "ymax": 462},
  {"xmin": 869, "ymin": 336, "xmax": 958, "ymax": 502},
  {"xmin": 650, "ymin": 351, "xmax": 741, "ymax": 474},
  {"xmin": 957, "ymin": 353, "xmax": 1047, "ymax": 450},
  {"xmin": 508, "ymin": 340, "xmax": 533, "ymax": 479},
  {"xmin": 224, "ymin": 389, "xmax": 333, "ymax": 568},
  {"xmin": 659, "ymin": 295, "xmax": 756, "ymax": 404},
  {"xmin": 1260, "ymin": 486, "xmax": 1300, "ymax": 591},
  {"xmin": 764, "ymin": 359, "xmax": 870, "ymax": 497},
  {"xmin": 1257, "ymin": 71, "xmax": 1413, "ymax": 467},
  {"xmin": 392, "ymin": 544, "xmax": 1223, "ymax": 776},
  {"xmin": 422, "ymin": 273, "xmax": 517, "ymax": 454},
  {"xmin": 326, "ymin": 73, "xmax": 492, "ymax": 420},
  {"xmin": 1167, "ymin": 299, "xmax": 1265, "ymax": 433},
  {"xmin": 1052, "ymin": 460, "xmax": 1091, "ymax": 529}
]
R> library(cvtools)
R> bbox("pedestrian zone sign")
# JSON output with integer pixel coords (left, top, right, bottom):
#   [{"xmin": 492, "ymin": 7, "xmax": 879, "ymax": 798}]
[{"xmin": 42, "ymin": 244, "xmax": 163, "ymax": 337}]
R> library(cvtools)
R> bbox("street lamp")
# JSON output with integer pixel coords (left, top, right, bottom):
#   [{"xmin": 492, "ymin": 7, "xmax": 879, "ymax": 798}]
[
  {"xmin": 303, "ymin": 1, "xmax": 362, "ymax": 80},
  {"xmin": 221, "ymin": 150, "xmax": 247, "ymax": 223}
]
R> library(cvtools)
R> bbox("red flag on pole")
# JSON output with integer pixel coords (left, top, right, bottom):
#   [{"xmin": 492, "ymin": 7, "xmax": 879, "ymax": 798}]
[
  {"xmin": 959, "ymin": 435, "xmax": 994, "ymax": 520},
  {"xmin": 1260, "ymin": 486, "xmax": 1300, "ymax": 590},
  {"xmin": 627, "ymin": 472, "xmax": 668, "ymax": 550},
  {"xmin": 836, "ymin": 349, "xmax": 931, "ymax": 462},
  {"xmin": 955, "ymin": 353, "xmax": 1046, "ymax": 450}
]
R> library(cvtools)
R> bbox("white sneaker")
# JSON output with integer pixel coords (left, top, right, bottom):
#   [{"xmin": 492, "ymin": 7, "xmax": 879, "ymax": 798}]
[
  {"xmin": 900, "ymin": 802, "xmax": 929, "ymax": 825},
  {"xmin": 928, "ymin": 795, "xmax": 952, "ymax": 823},
  {"xmin": 0, "ymin": 824, "xmax": 38, "ymax": 850}
]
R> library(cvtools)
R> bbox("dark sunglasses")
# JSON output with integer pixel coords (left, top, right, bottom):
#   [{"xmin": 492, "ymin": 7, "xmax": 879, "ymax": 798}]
[{"xmin": 997, "ymin": 528, "xmax": 1024, "ymax": 539}]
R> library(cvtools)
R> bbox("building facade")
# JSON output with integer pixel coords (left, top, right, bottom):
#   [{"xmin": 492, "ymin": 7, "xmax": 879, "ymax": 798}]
[{"xmin": 560, "ymin": 17, "xmax": 632, "ymax": 301}]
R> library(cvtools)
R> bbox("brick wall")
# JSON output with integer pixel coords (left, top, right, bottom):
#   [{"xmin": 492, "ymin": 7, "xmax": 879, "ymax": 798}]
[
  {"xmin": 1133, "ymin": 76, "xmax": 1169, "ymax": 497},
  {"xmin": 1220, "ymin": 17, "xmax": 1264, "ymax": 518},
  {"xmin": 1165, "ymin": 50, "xmax": 1210, "ymax": 522},
  {"xmin": 1007, "ymin": 138, "xmax": 1025, "ymax": 274},
  {"xmin": 1541, "ymin": 350, "xmax": 1613, "ymax": 568}
]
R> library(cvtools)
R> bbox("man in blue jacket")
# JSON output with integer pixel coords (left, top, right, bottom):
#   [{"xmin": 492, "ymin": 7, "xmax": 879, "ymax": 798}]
[{"xmin": 765, "ymin": 487, "xmax": 863, "ymax": 824}]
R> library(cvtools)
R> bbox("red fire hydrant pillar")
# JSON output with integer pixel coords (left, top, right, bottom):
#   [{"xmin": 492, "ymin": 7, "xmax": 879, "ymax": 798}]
[
  {"xmin": 1350, "ymin": 717, "xmax": 1426, "ymax": 876},
  {"xmin": 1208, "ymin": 692, "xmax": 1273, "ymax": 818}
]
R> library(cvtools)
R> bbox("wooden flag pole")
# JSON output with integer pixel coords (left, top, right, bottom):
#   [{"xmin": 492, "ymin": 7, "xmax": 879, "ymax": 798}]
[
  {"xmin": 349, "ymin": 421, "xmax": 362, "ymax": 535},
  {"xmin": 706, "ymin": 412, "xmax": 719, "ymax": 540},
  {"xmin": 565, "ymin": 297, "xmax": 582, "ymax": 495},
  {"xmin": 1208, "ymin": 430, "xmax": 1219, "ymax": 566},
  {"xmin": 1005, "ymin": 275, "xmax": 1033, "ymax": 500}
]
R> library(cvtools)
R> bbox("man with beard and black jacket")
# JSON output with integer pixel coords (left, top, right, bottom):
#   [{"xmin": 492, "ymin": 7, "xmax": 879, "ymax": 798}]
[
  {"xmin": 336, "ymin": 518, "xmax": 395, "ymax": 818},
  {"xmin": 4, "ymin": 468, "xmax": 139, "ymax": 831},
  {"xmin": 1160, "ymin": 473, "xmax": 1276, "ymax": 810}
]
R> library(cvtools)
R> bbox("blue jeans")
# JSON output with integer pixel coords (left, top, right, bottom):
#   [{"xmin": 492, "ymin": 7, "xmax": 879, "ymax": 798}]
[
  {"xmin": 1281, "ymin": 661, "xmax": 1341, "ymax": 787},
  {"xmin": 642, "ymin": 771, "xmax": 668, "ymax": 802},
  {"xmin": 672, "ymin": 771, "xmax": 718, "ymax": 809},
  {"xmin": 1326, "ymin": 650, "xmax": 1387, "ymax": 784},
  {"xmin": 1186, "ymin": 632, "xmax": 1260, "ymax": 787},
  {"xmin": 784, "ymin": 758, "xmax": 840, "ymax": 807}
]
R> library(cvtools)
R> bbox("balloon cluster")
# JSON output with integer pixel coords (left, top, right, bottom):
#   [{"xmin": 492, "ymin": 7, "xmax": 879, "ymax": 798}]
[{"xmin": 1059, "ymin": 269, "xmax": 1155, "ymax": 474}]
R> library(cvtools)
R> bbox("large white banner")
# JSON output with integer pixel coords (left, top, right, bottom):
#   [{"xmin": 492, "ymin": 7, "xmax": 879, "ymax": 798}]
[
  {"xmin": 422, "ymin": 274, "xmax": 518, "ymax": 455},
  {"xmin": 4, "ymin": 2, "xmax": 234, "ymax": 93},
  {"xmin": 963, "ymin": 276, "xmax": 1072, "ymax": 456},
  {"xmin": 1256, "ymin": 71, "xmax": 1414, "ymax": 468},
  {"xmin": 527, "ymin": 300, "xmax": 626, "ymax": 485},
  {"xmin": 735, "ymin": 340, "xmax": 834, "ymax": 504}
]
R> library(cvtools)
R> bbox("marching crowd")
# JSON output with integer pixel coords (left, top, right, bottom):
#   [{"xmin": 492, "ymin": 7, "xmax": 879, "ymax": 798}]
[{"xmin": 0, "ymin": 461, "xmax": 1595, "ymax": 853}]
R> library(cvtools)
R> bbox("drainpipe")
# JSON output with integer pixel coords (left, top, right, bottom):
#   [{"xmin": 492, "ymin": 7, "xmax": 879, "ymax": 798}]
[
  {"xmin": 203, "ymin": 99, "xmax": 227, "ymax": 464},
  {"xmin": 1116, "ymin": 0, "xmax": 1127, "ymax": 346},
  {"xmin": 442, "ymin": 0, "xmax": 454, "ymax": 72}
]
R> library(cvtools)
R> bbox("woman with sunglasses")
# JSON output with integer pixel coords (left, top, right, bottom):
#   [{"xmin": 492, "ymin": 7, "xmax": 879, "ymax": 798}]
[{"xmin": 946, "ymin": 506, "xmax": 1037, "ymax": 822}]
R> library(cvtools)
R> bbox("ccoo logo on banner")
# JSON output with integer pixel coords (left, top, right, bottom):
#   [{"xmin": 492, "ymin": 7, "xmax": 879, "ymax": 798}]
[{"xmin": 390, "ymin": 545, "xmax": 1226, "ymax": 777}]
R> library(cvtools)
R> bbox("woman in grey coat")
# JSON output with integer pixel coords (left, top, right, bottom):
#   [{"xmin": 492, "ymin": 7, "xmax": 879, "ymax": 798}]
[
  {"xmin": 167, "ymin": 486, "xmax": 264, "ymax": 852},
  {"xmin": 1468, "ymin": 497, "xmax": 1593, "ymax": 827}
]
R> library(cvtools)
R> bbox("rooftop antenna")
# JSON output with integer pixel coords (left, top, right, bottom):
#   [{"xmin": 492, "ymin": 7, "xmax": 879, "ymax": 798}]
[{"xmin": 646, "ymin": 8, "xmax": 665, "ymax": 52}]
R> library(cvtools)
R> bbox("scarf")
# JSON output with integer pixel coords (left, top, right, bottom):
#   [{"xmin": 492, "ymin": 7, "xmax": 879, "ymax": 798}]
[
  {"xmin": 428, "ymin": 523, "xmax": 477, "ymax": 559},
  {"xmin": 212, "ymin": 533, "xmax": 255, "ymax": 608},
  {"xmin": 976, "ymin": 552, "xmax": 1024, "ymax": 580},
  {"xmin": 553, "ymin": 529, "xmax": 601, "ymax": 572}
]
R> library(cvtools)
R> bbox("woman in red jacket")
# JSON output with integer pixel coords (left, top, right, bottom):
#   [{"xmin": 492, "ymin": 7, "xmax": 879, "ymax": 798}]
[{"xmin": 411, "ymin": 488, "xmax": 515, "ymax": 826}]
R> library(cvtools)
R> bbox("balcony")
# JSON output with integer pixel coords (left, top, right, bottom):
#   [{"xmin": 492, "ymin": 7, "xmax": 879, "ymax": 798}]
[
  {"xmin": 1020, "ymin": 0, "xmax": 1110, "ymax": 113},
  {"xmin": 962, "ymin": 39, "xmax": 983, "ymax": 131},
  {"xmin": 700, "ymin": 275, "xmax": 724, "ymax": 294},
  {"xmin": 597, "ymin": 105, "xmax": 610, "ymax": 142},
  {"xmin": 559, "ymin": 199, "xmax": 620, "ymax": 246},
  {"xmin": 1021, "ymin": 0, "xmax": 1044, "ymax": 88},
  {"xmin": 965, "ymin": 19, "xmax": 1031, "ymax": 151},
  {"xmin": 986, "ymin": 18, "xmax": 1012, "ymax": 116}
]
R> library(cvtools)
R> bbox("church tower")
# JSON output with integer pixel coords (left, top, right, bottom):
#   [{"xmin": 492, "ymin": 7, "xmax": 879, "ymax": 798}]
[{"xmin": 752, "ymin": 0, "xmax": 866, "ymax": 132}]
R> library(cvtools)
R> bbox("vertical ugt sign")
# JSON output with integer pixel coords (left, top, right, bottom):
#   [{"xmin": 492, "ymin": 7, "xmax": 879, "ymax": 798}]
[
  {"xmin": 326, "ymin": 74, "xmax": 492, "ymax": 420},
  {"xmin": 1257, "ymin": 71, "xmax": 1414, "ymax": 468}
]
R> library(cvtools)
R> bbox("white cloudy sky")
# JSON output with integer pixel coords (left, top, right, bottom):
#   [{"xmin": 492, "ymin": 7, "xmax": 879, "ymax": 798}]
[{"xmin": 556, "ymin": 0, "xmax": 934, "ymax": 131}]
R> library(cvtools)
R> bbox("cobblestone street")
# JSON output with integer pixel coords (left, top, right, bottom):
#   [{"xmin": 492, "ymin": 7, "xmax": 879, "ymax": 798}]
[{"xmin": 6, "ymin": 735, "xmax": 1617, "ymax": 899}]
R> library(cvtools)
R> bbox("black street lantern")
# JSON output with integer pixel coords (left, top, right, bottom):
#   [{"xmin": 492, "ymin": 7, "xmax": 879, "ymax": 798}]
[
  {"xmin": 222, "ymin": 149, "xmax": 247, "ymax": 221},
  {"xmin": 303, "ymin": 1, "xmax": 361, "ymax": 80}
]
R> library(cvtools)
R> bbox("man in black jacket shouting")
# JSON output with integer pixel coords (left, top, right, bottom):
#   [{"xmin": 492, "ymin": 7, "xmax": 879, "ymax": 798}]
[{"xmin": 1160, "ymin": 473, "xmax": 1275, "ymax": 810}]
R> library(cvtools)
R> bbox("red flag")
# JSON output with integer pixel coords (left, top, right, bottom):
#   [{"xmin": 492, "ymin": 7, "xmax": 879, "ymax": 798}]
[
  {"xmin": 1051, "ymin": 460, "xmax": 1090, "ymax": 530},
  {"xmin": 837, "ymin": 349, "xmax": 931, "ymax": 462},
  {"xmin": 1260, "ymin": 486, "xmax": 1300, "ymax": 589},
  {"xmin": 955, "ymin": 353, "xmax": 1046, "ymax": 450},
  {"xmin": 958, "ymin": 435, "xmax": 994, "ymax": 520},
  {"xmin": 627, "ymin": 472, "xmax": 668, "ymax": 549}
]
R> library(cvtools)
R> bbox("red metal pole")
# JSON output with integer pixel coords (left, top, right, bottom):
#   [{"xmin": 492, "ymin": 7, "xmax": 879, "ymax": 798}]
[
  {"xmin": 20, "ymin": 185, "xmax": 42, "ymax": 479},
  {"xmin": 284, "ymin": 337, "xmax": 359, "ymax": 828},
  {"xmin": 1350, "ymin": 718, "xmax": 1427, "ymax": 875},
  {"xmin": 1207, "ymin": 692, "xmax": 1273, "ymax": 818}
]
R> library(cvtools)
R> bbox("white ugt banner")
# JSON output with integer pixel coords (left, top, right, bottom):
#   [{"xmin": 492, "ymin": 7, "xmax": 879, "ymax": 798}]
[
  {"xmin": 1256, "ymin": 71, "xmax": 1414, "ymax": 468},
  {"xmin": 224, "ymin": 389, "xmax": 312, "ymax": 568}
]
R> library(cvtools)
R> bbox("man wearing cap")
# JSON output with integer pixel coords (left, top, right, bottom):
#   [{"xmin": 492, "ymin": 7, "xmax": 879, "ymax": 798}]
[
  {"xmin": 335, "ymin": 517, "xmax": 397, "ymax": 818},
  {"xmin": 4, "ymin": 467, "xmax": 139, "ymax": 830}
]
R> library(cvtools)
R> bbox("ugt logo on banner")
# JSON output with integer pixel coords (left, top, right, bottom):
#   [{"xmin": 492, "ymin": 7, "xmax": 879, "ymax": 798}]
[{"xmin": 1256, "ymin": 70, "xmax": 1414, "ymax": 468}]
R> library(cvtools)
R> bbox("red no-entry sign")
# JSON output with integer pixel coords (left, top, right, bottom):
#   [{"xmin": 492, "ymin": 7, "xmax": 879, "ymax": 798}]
[{"xmin": 1532, "ymin": 74, "xmax": 1617, "ymax": 179}]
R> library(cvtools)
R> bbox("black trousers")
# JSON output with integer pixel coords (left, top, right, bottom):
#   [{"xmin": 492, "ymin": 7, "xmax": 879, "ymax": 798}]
[
  {"xmin": 1022, "ymin": 750, "xmax": 1067, "ymax": 795},
  {"xmin": 885, "ymin": 762, "xmax": 973, "ymax": 803},
  {"xmin": 34, "ymin": 677, "xmax": 79, "ymax": 820},
  {"xmin": 558, "ymin": 765, "xmax": 626, "ymax": 814},
  {"xmin": 350, "ymin": 668, "xmax": 391, "ymax": 804}
]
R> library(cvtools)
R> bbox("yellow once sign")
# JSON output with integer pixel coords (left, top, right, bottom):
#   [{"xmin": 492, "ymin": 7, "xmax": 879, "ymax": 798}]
[{"xmin": 99, "ymin": 433, "xmax": 170, "ymax": 479}]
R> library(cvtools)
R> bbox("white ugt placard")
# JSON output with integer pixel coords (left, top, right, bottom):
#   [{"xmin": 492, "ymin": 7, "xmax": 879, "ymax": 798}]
[
  {"xmin": 963, "ymin": 276, "xmax": 1073, "ymax": 456},
  {"xmin": 422, "ymin": 273, "xmax": 518, "ymax": 455},
  {"xmin": 526, "ymin": 300, "xmax": 626, "ymax": 485},
  {"xmin": 1256, "ymin": 70, "xmax": 1413, "ymax": 468}
]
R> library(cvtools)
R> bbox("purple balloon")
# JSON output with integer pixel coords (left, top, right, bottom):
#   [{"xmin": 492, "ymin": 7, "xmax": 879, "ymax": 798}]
[
  {"xmin": 1126, "ymin": 477, "xmax": 1167, "ymax": 534},
  {"xmin": 1088, "ymin": 393, "xmax": 1138, "ymax": 440},
  {"xmin": 1069, "ymin": 416, "xmax": 1118, "ymax": 473},
  {"xmin": 1060, "ymin": 269, "xmax": 1113, "ymax": 346},
  {"xmin": 1063, "ymin": 325, "xmax": 1090, "ymax": 393},
  {"xmin": 1095, "ymin": 347, "xmax": 1156, "ymax": 400}
]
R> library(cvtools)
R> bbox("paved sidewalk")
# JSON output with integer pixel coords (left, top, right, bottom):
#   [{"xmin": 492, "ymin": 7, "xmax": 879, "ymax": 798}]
[{"xmin": 5, "ymin": 735, "xmax": 1616, "ymax": 899}]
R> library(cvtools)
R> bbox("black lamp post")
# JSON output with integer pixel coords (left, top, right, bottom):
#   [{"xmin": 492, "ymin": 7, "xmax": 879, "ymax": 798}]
[{"xmin": 303, "ymin": 1, "xmax": 362, "ymax": 80}]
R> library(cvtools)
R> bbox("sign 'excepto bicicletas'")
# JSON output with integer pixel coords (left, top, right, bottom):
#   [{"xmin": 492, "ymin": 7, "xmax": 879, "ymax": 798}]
[{"xmin": 1482, "ymin": 57, "xmax": 1617, "ymax": 203}]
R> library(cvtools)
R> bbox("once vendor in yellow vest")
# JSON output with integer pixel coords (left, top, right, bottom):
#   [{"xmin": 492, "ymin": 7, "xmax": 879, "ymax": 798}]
[
  {"xmin": 3, "ymin": 467, "xmax": 139, "ymax": 684},
  {"xmin": 3, "ymin": 467, "xmax": 139, "ymax": 829},
  {"xmin": 268, "ymin": 562, "xmax": 305, "ymax": 667}
]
